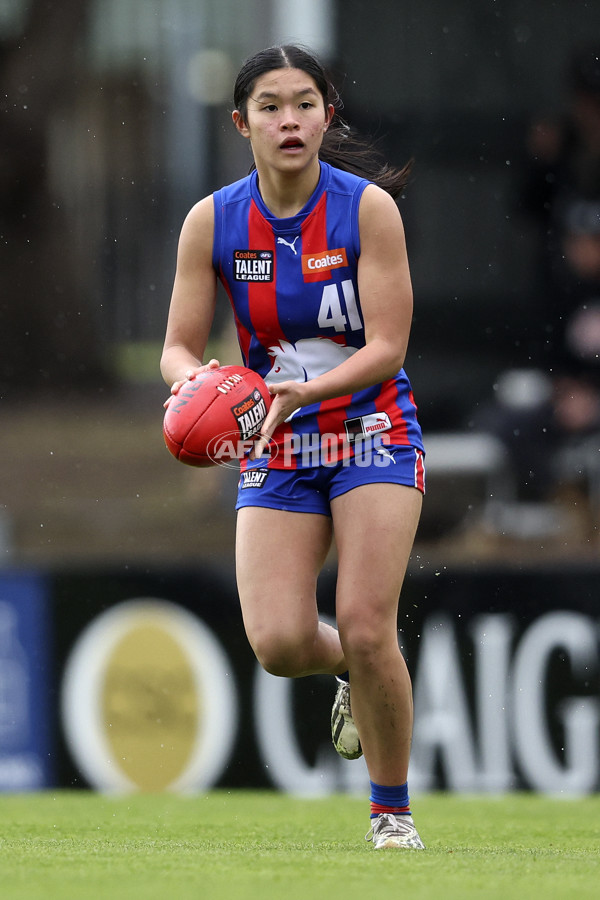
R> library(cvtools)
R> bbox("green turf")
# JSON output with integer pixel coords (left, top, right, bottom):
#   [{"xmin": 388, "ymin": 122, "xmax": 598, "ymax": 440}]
[{"xmin": 0, "ymin": 791, "xmax": 598, "ymax": 900}]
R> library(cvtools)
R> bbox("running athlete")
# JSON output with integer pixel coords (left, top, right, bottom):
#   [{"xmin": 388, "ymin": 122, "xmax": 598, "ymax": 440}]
[{"xmin": 161, "ymin": 44, "xmax": 425, "ymax": 850}]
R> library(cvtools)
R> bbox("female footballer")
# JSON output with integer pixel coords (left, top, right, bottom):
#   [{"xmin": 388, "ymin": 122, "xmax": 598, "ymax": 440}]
[{"xmin": 161, "ymin": 44, "xmax": 425, "ymax": 850}]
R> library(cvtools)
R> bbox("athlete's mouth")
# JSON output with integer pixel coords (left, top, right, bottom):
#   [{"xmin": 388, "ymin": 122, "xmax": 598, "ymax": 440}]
[{"xmin": 280, "ymin": 138, "xmax": 304, "ymax": 149}]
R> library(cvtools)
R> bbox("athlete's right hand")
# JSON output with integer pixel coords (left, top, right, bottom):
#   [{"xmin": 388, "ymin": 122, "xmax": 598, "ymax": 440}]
[
  {"xmin": 163, "ymin": 358, "xmax": 220, "ymax": 408},
  {"xmin": 251, "ymin": 379, "xmax": 308, "ymax": 458}
]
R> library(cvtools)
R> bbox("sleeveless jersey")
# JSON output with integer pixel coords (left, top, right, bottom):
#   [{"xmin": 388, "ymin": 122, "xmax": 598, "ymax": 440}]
[{"xmin": 212, "ymin": 161, "xmax": 423, "ymax": 468}]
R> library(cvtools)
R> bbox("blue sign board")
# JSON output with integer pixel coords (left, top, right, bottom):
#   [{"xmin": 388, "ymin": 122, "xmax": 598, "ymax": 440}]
[{"xmin": 0, "ymin": 572, "xmax": 52, "ymax": 790}]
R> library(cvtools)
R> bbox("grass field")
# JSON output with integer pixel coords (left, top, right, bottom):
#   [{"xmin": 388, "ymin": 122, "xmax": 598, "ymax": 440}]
[{"xmin": 0, "ymin": 791, "xmax": 598, "ymax": 900}]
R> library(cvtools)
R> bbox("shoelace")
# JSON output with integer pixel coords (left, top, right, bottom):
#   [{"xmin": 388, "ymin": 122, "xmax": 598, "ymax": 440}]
[
  {"xmin": 339, "ymin": 692, "xmax": 352, "ymax": 717},
  {"xmin": 365, "ymin": 813, "xmax": 413, "ymax": 842}
]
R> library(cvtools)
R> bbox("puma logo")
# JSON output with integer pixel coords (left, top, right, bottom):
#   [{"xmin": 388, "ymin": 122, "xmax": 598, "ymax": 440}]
[{"xmin": 276, "ymin": 235, "xmax": 300, "ymax": 255}]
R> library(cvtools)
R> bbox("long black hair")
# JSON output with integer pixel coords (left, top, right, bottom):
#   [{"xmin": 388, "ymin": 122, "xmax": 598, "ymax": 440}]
[{"xmin": 233, "ymin": 44, "xmax": 412, "ymax": 200}]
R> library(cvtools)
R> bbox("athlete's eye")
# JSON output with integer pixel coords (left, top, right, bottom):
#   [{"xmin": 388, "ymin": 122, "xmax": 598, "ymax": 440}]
[
  {"xmin": 299, "ymin": 102, "xmax": 314, "ymax": 110},
  {"xmin": 262, "ymin": 104, "xmax": 278, "ymax": 112}
]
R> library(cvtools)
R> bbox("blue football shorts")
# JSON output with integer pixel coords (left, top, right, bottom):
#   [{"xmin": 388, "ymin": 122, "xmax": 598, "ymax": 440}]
[{"xmin": 235, "ymin": 443, "xmax": 425, "ymax": 516}]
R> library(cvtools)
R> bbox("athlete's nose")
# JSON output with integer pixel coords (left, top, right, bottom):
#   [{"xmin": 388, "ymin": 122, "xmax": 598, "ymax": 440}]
[{"xmin": 280, "ymin": 107, "xmax": 300, "ymax": 129}]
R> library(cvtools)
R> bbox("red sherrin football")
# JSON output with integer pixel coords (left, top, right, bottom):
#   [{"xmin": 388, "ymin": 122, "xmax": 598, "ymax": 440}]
[{"xmin": 163, "ymin": 365, "xmax": 271, "ymax": 467}]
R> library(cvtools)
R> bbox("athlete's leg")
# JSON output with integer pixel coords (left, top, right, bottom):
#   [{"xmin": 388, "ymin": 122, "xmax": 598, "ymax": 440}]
[
  {"xmin": 236, "ymin": 506, "xmax": 346, "ymax": 677},
  {"xmin": 331, "ymin": 483, "xmax": 422, "ymax": 785}
]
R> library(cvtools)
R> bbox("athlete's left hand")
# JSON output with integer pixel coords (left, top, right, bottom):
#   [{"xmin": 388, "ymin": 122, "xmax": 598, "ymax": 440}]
[{"xmin": 252, "ymin": 380, "xmax": 308, "ymax": 458}]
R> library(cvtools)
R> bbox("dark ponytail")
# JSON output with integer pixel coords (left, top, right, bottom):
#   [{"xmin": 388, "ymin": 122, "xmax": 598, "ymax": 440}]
[
  {"xmin": 320, "ymin": 120, "xmax": 413, "ymax": 200},
  {"xmin": 233, "ymin": 44, "xmax": 412, "ymax": 200}
]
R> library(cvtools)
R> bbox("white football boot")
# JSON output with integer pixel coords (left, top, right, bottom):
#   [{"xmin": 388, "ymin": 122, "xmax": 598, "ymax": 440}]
[
  {"xmin": 366, "ymin": 813, "xmax": 425, "ymax": 850},
  {"xmin": 331, "ymin": 677, "xmax": 362, "ymax": 760}
]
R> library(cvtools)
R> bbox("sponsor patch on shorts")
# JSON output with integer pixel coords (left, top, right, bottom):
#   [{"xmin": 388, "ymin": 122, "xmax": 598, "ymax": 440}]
[
  {"xmin": 239, "ymin": 468, "xmax": 269, "ymax": 489},
  {"xmin": 344, "ymin": 412, "xmax": 392, "ymax": 441}
]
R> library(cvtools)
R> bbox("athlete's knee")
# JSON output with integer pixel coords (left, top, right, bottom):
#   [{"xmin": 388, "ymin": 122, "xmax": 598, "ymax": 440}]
[
  {"xmin": 258, "ymin": 653, "xmax": 301, "ymax": 678},
  {"xmin": 248, "ymin": 626, "xmax": 310, "ymax": 677},
  {"xmin": 254, "ymin": 644, "xmax": 305, "ymax": 678},
  {"xmin": 337, "ymin": 610, "xmax": 393, "ymax": 666}
]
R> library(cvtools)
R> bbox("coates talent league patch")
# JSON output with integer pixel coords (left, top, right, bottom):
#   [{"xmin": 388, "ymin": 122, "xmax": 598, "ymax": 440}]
[
  {"xmin": 240, "ymin": 468, "xmax": 269, "ymax": 489},
  {"xmin": 231, "ymin": 389, "xmax": 268, "ymax": 442},
  {"xmin": 233, "ymin": 250, "xmax": 274, "ymax": 282}
]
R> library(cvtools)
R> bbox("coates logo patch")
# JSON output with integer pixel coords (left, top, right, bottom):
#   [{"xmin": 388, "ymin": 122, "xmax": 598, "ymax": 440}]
[
  {"xmin": 344, "ymin": 412, "xmax": 392, "ymax": 440},
  {"xmin": 232, "ymin": 389, "xmax": 268, "ymax": 441},
  {"xmin": 233, "ymin": 250, "xmax": 274, "ymax": 282},
  {"xmin": 240, "ymin": 467, "xmax": 269, "ymax": 489},
  {"xmin": 301, "ymin": 248, "xmax": 348, "ymax": 279}
]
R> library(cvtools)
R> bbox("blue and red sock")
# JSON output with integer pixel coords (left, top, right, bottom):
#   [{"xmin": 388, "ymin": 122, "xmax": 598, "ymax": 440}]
[{"xmin": 369, "ymin": 780, "xmax": 411, "ymax": 818}]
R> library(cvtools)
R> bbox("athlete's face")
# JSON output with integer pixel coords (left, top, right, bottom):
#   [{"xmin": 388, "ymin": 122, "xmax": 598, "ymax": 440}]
[{"xmin": 232, "ymin": 68, "xmax": 334, "ymax": 175}]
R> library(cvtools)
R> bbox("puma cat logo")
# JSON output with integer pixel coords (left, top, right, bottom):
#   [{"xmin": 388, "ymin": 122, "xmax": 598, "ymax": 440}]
[{"xmin": 277, "ymin": 236, "xmax": 300, "ymax": 254}]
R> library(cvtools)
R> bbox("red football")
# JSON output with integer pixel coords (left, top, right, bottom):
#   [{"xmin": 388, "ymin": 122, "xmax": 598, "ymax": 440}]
[{"xmin": 163, "ymin": 365, "xmax": 272, "ymax": 467}]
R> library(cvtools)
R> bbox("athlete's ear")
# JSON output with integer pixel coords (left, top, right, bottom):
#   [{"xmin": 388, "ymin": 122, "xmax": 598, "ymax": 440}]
[
  {"xmin": 324, "ymin": 104, "xmax": 335, "ymax": 132},
  {"xmin": 232, "ymin": 109, "xmax": 250, "ymax": 138}
]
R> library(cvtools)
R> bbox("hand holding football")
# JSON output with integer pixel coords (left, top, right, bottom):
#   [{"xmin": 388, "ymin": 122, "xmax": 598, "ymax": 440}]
[{"xmin": 163, "ymin": 365, "xmax": 271, "ymax": 467}]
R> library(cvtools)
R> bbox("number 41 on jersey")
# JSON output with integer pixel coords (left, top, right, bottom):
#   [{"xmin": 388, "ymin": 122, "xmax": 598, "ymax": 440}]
[{"xmin": 317, "ymin": 280, "xmax": 362, "ymax": 332}]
